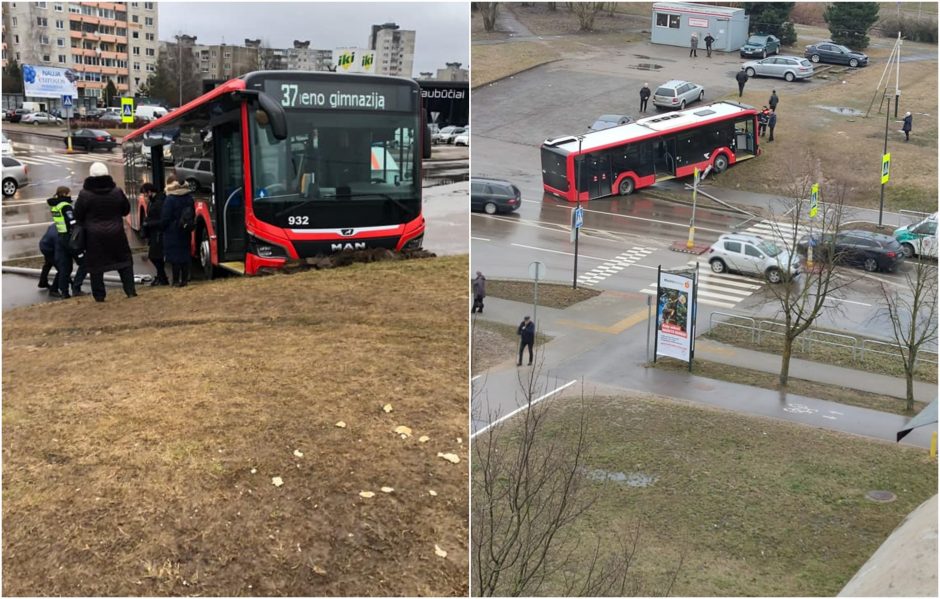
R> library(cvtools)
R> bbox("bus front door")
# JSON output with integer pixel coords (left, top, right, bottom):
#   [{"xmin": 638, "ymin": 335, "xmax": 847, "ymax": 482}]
[
  {"xmin": 653, "ymin": 137, "xmax": 676, "ymax": 178},
  {"xmin": 214, "ymin": 121, "xmax": 247, "ymax": 263},
  {"xmin": 588, "ymin": 154, "xmax": 611, "ymax": 199}
]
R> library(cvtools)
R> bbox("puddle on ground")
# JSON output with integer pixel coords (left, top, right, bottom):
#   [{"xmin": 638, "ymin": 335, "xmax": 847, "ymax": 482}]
[
  {"xmin": 815, "ymin": 105, "xmax": 864, "ymax": 116},
  {"xmin": 586, "ymin": 468, "xmax": 658, "ymax": 487},
  {"xmin": 632, "ymin": 63, "xmax": 663, "ymax": 71}
]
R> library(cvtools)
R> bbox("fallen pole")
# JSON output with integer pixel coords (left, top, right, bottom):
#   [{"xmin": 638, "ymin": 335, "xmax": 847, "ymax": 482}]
[{"xmin": 2, "ymin": 266, "xmax": 153, "ymax": 284}]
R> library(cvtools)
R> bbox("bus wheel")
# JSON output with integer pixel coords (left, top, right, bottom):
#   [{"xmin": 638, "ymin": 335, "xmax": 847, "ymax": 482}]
[
  {"xmin": 199, "ymin": 227, "xmax": 215, "ymax": 280},
  {"xmin": 713, "ymin": 154, "xmax": 729, "ymax": 173},
  {"xmin": 618, "ymin": 177, "xmax": 635, "ymax": 195},
  {"xmin": 901, "ymin": 243, "xmax": 915, "ymax": 259}
]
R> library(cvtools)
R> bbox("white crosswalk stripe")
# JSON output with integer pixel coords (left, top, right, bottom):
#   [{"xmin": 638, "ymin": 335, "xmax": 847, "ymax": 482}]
[
  {"xmin": 741, "ymin": 219, "xmax": 808, "ymax": 245},
  {"xmin": 14, "ymin": 152, "xmax": 120, "ymax": 166},
  {"xmin": 639, "ymin": 260, "xmax": 765, "ymax": 310},
  {"xmin": 577, "ymin": 247, "xmax": 654, "ymax": 287}
]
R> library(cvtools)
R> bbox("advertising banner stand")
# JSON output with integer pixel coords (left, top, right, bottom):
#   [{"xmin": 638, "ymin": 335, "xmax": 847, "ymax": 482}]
[{"xmin": 652, "ymin": 263, "xmax": 699, "ymax": 371}]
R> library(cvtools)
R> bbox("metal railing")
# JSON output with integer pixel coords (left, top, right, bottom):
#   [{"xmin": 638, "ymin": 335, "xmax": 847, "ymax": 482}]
[{"xmin": 708, "ymin": 311, "xmax": 756, "ymax": 343}]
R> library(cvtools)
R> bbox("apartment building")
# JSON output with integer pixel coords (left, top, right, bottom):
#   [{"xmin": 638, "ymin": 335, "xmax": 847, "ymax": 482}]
[
  {"xmin": 436, "ymin": 62, "xmax": 468, "ymax": 82},
  {"xmin": 368, "ymin": 22, "xmax": 415, "ymax": 77},
  {"xmin": 1, "ymin": 1, "xmax": 158, "ymax": 103}
]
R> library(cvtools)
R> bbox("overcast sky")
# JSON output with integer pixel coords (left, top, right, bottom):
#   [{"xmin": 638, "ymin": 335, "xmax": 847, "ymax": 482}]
[{"xmin": 157, "ymin": 1, "xmax": 468, "ymax": 76}]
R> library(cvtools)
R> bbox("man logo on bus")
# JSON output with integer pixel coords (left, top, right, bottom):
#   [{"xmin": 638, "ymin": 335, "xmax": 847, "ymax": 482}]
[
  {"xmin": 340, "ymin": 228, "xmax": 355, "ymax": 236},
  {"xmin": 332, "ymin": 242, "xmax": 367, "ymax": 251}
]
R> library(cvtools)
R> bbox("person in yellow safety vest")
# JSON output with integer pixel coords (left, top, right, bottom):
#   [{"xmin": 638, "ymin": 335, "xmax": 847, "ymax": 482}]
[{"xmin": 47, "ymin": 186, "xmax": 87, "ymax": 299}]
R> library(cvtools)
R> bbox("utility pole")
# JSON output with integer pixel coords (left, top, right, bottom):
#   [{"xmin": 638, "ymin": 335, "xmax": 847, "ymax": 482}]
[
  {"xmin": 572, "ymin": 135, "xmax": 584, "ymax": 289},
  {"xmin": 879, "ymin": 97, "xmax": 890, "ymax": 227}
]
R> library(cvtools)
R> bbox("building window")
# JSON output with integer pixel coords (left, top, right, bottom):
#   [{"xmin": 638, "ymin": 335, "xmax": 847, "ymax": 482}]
[
  {"xmin": 145, "ymin": 48, "xmax": 154, "ymax": 56},
  {"xmin": 224, "ymin": 52, "xmax": 231, "ymax": 58},
  {"xmin": 11, "ymin": 16, "xmax": 16, "ymax": 26},
  {"xmin": 146, "ymin": 63, "xmax": 155, "ymax": 72},
  {"xmin": 145, "ymin": 33, "xmax": 154, "ymax": 41},
  {"xmin": 133, "ymin": 46, "xmax": 140, "ymax": 55},
  {"xmin": 133, "ymin": 61, "xmax": 140, "ymax": 70},
  {"xmin": 132, "ymin": 31, "xmax": 139, "ymax": 39},
  {"xmin": 144, "ymin": 17, "xmax": 153, "ymax": 26},
  {"xmin": 13, "ymin": 35, "xmax": 19, "ymax": 44},
  {"xmin": 42, "ymin": 54, "xmax": 51, "ymax": 62},
  {"xmin": 57, "ymin": 38, "xmax": 65, "ymax": 47},
  {"xmin": 655, "ymin": 12, "xmax": 681, "ymax": 29},
  {"xmin": 68, "ymin": 5, "xmax": 79, "ymax": 13},
  {"xmin": 58, "ymin": 54, "xmax": 67, "ymax": 63},
  {"xmin": 54, "ymin": 3, "xmax": 63, "ymax": 11},
  {"xmin": 144, "ymin": 1, "xmax": 154, "ymax": 8},
  {"xmin": 55, "ymin": 19, "xmax": 65, "ymax": 29},
  {"xmin": 37, "ymin": 1, "xmax": 47, "ymax": 8},
  {"xmin": 40, "ymin": 35, "xmax": 50, "ymax": 45},
  {"xmin": 37, "ymin": 17, "xmax": 49, "ymax": 26},
  {"xmin": 132, "ymin": 15, "xmax": 138, "ymax": 23}
]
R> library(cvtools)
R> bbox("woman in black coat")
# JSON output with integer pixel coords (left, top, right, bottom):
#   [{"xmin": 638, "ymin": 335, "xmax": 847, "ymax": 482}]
[
  {"xmin": 140, "ymin": 181, "xmax": 170, "ymax": 286},
  {"xmin": 74, "ymin": 161, "xmax": 137, "ymax": 302},
  {"xmin": 160, "ymin": 179, "xmax": 196, "ymax": 287}
]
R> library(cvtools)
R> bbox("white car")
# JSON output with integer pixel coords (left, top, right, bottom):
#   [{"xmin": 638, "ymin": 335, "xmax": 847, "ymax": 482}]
[
  {"xmin": 1, "ymin": 133, "xmax": 13, "ymax": 155},
  {"xmin": 707, "ymin": 233, "xmax": 800, "ymax": 284},
  {"xmin": 21, "ymin": 112, "xmax": 63, "ymax": 125},
  {"xmin": 432, "ymin": 125, "xmax": 458, "ymax": 145},
  {"xmin": 454, "ymin": 131, "xmax": 469, "ymax": 146}
]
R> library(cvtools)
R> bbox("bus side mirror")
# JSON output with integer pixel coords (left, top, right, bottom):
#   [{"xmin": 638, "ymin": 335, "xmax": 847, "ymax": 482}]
[{"xmin": 256, "ymin": 91, "xmax": 288, "ymax": 141}]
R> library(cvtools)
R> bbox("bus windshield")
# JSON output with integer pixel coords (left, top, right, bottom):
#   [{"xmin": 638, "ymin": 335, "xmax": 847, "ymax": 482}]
[{"xmin": 250, "ymin": 109, "xmax": 419, "ymax": 229}]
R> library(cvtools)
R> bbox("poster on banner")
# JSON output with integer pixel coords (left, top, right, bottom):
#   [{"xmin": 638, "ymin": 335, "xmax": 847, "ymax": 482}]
[
  {"xmin": 655, "ymin": 270, "xmax": 696, "ymax": 362},
  {"xmin": 22, "ymin": 65, "xmax": 79, "ymax": 99}
]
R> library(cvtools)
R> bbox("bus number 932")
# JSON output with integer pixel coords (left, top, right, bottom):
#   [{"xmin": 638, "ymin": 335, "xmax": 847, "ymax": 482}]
[{"xmin": 287, "ymin": 215, "xmax": 309, "ymax": 226}]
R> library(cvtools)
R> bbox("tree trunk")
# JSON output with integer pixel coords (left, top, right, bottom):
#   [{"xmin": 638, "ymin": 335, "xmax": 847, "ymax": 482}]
[
  {"xmin": 481, "ymin": 2, "xmax": 499, "ymax": 32},
  {"xmin": 779, "ymin": 336, "xmax": 793, "ymax": 387},
  {"xmin": 547, "ymin": 2, "xmax": 557, "ymax": 11},
  {"xmin": 905, "ymin": 349, "xmax": 917, "ymax": 412}
]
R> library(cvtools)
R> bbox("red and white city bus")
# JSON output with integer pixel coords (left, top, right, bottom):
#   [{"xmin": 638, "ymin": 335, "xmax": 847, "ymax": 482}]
[
  {"xmin": 541, "ymin": 101, "xmax": 759, "ymax": 203},
  {"xmin": 123, "ymin": 71, "xmax": 430, "ymax": 277}
]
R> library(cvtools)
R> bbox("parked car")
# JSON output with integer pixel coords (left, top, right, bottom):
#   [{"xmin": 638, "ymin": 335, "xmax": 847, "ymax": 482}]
[
  {"xmin": 707, "ymin": 233, "xmax": 800, "ymax": 283},
  {"xmin": 440, "ymin": 126, "xmax": 467, "ymax": 145},
  {"xmin": 739, "ymin": 34, "xmax": 781, "ymax": 58},
  {"xmin": 7, "ymin": 109, "xmax": 31, "ymax": 123},
  {"xmin": 21, "ymin": 112, "xmax": 63, "ymax": 125},
  {"xmin": 2, "ymin": 155, "xmax": 29, "ymax": 197},
  {"xmin": 66, "ymin": 129, "xmax": 117, "ymax": 152},
  {"xmin": 175, "ymin": 157, "xmax": 214, "ymax": 191},
  {"xmin": 136, "ymin": 104, "xmax": 168, "ymax": 122},
  {"xmin": 1, "ymin": 133, "xmax": 13, "ymax": 156},
  {"xmin": 454, "ymin": 131, "xmax": 469, "ymax": 146},
  {"xmin": 471, "ymin": 177, "xmax": 521, "ymax": 215},
  {"xmin": 804, "ymin": 41, "xmax": 869, "ymax": 67},
  {"xmin": 742, "ymin": 56, "xmax": 814, "ymax": 81},
  {"xmin": 651, "ymin": 80, "xmax": 705, "ymax": 110},
  {"xmin": 796, "ymin": 230, "xmax": 905, "ymax": 272},
  {"xmin": 432, "ymin": 125, "xmax": 459, "ymax": 145},
  {"xmin": 894, "ymin": 213, "xmax": 937, "ymax": 259},
  {"xmin": 588, "ymin": 114, "xmax": 635, "ymax": 131},
  {"xmin": 98, "ymin": 112, "xmax": 123, "ymax": 124}
]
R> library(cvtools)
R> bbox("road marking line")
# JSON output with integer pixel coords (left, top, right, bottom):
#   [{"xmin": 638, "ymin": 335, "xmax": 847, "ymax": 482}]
[
  {"xmin": 521, "ymin": 199, "xmax": 727, "ymax": 234},
  {"xmin": 638, "ymin": 288, "xmax": 736, "ymax": 309},
  {"xmin": 2, "ymin": 221, "xmax": 52, "ymax": 230},
  {"xmin": 471, "ymin": 236, "xmax": 491, "ymax": 241},
  {"xmin": 471, "ymin": 379, "xmax": 578, "ymax": 439},
  {"xmin": 471, "ymin": 375, "xmax": 482, "ymax": 382},
  {"xmin": 825, "ymin": 297, "xmax": 873, "ymax": 307},
  {"xmin": 694, "ymin": 281, "xmax": 754, "ymax": 296},
  {"xmin": 510, "ymin": 243, "xmax": 610, "ymax": 262}
]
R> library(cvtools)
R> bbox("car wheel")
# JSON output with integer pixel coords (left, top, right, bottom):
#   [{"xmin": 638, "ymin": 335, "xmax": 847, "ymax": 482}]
[
  {"xmin": 618, "ymin": 177, "xmax": 635, "ymax": 195},
  {"xmin": 746, "ymin": 67, "xmax": 756, "ymax": 78},
  {"xmin": 186, "ymin": 178, "xmax": 199, "ymax": 192},
  {"xmin": 710, "ymin": 258, "xmax": 727, "ymax": 274},
  {"xmin": 2, "ymin": 178, "xmax": 17, "ymax": 197},
  {"xmin": 680, "ymin": 100, "xmax": 686, "ymax": 110},
  {"xmin": 784, "ymin": 71, "xmax": 795, "ymax": 82},
  {"xmin": 901, "ymin": 243, "xmax": 915, "ymax": 259},
  {"xmin": 713, "ymin": 153, "xmax": 729, "ymax": 173},
  {"xmin": 811, "ymin": 54, "xmax": 820, "ymax": 63},
  {"xmin": 766, "ymin": 267, "xmax": 783, "ymax": 284},
  {"xmin": 199, "ymin": 225, "xmax": 215, "ymax": 280},
  {"xmin": 698, "ymin": 90, "xmax": 705, "ymax": 102},
  {"xmin": 863, "ymin": 257, "xmax": 879, "ymax": 272},
  {"xmin": 33, "ymin": 121, "xmax": 39, "ymax": 126},
  {"xmin": 483, "ymin": 202, "xmax": 498, "ymax": 215},
  {"xmin": 849, "ymin": 58, "xmax": 859, "ymax": 68}
]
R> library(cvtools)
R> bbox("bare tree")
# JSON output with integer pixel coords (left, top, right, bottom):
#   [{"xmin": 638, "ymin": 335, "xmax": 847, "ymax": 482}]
[
  {"xmin": 572, "ymin": 2, "xmax": 606, "ymax": 31},
  {"xmin": 547, "ymin": 2, "xmax": 557, "ymax": 11},
  {"xmin": 479, "ymin": 2, "xmax": 500, "ymax": 32},
  {"xmin": 880, "ymin": 259, "xmax": 938, "ymax": 411},
  {"xmin": 471, "ymin": 359, "xmax": 682, "ymax": 596}
]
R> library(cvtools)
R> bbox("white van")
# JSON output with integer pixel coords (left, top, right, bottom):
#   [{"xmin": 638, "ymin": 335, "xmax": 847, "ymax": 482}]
[
  {"xmin": 135, "ymin": 105, "xmax": 168, "ymax": 122},
  {"xmin": 894, "ymin": 213, "xmax": 938, "ymax": 259}
]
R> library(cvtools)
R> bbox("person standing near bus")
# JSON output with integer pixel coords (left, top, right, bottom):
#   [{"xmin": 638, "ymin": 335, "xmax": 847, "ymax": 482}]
[
  {"xmin": 140, "ymin": 181, "xmax": 171, "ymax": 286},
  {"xmin": 704, "ymin": 32, "xmax": 715, "ymax": 58},
  {"xmin": 768, "ymin": 112, "xmax": 777, "ymax": 142},
  {"xmin": 47, "ymin": 185, "xmax": 85, "ymax": 299},
  {"xmin": 758, "ymin": 106, "xmax": 770, "ymax": 137},
  {"xmin": 769, "ymin": 90, "xmax": 779, "ymax": 112},
  {"xmin": 38, "ymin": 223, "xmax": 58, "ymax": 292},
  {"xmin": 639, "ymin": 83, "xmax": 651, "ymax": 113},
  {"xmin": 472, "ymin": 271, "xmax": 486, "ymax": 314},
  {"xmin": 75, "ymin": 162, "xmax": 136, "ymax": 301},
  {"xmin": 517, "ymin": 316, "xmax": 535, "ymax": 367},
  {"xmin": 689, "ymin": 32, "xmax": 699, "ymax": 58},
  {"xmin": 735, "ymin": 68, "xmax": 748, "ymax": 97},
  {"xmin": 161, "ymin": 179, "xmax": 196, "ymax": 288}
]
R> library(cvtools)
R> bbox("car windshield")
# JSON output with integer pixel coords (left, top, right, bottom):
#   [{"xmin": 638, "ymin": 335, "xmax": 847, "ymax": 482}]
[
  {"xmin": 655, "ymin": 87, "xmax": 675, "ymax": 96},
  {"xmin": 759, "ymin": 241, "xmax": 782, "ymax": 257},
  {"xmin": 747, "ymin": 36, "xmax": 766, "ymax": 45}
]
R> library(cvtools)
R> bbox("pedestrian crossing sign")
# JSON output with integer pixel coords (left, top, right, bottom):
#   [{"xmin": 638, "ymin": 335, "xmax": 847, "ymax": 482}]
[
  {"xmin": 881, "ymin": 153, "xmax": 891, "ymax": 184},
  {"xmin": 121, "ymin": 97, "xmax": 134, "ymax": 123},
  {"xmin": 809, "ymin": 183, "xmax": 819, "ymax": 218},
  {"xmin": 62, "ymin": 95, "xmax": 73, "ymax": 108}
]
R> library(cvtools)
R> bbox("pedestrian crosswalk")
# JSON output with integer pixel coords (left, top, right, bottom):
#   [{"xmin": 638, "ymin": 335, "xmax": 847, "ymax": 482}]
[
  {"xmin": 740, "ymin": 218, "xmax": 809, "ymax": 246},
  {"xmin": 639, "ymin": 260, "xmax": 765, "ymax": 310},
  {"xmin": 577, "ymin": 246, "xmax": 654, "ymax": 287},
  {"xmin": 11, "ymin": 150, "xmax": 121, "ymax": 167}
]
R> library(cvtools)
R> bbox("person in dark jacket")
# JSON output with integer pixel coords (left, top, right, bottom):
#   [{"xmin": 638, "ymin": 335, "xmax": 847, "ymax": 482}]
[
  {"xmin": 472, "ymin": 271, "xmax": 486, "ymax": 313},
  {"xmin": 74, "ymin": 162, "xmax": 136, "ymax": 302},
  {"xmin": 517, "ymin": 316, "xmax": 535, "ymax": 366},
  {"xmin": 758, "ymin": 106, "xmax": 770, "ymax": 137},
  {"xmin": 689, "ymin": 32, "xmax": 698, "ymax": 58},
  {"xmin": 704, "ymin": 33, "xmax": 715, "ymax": 58},
  {"xmin": 768, "ymin": 112, "xmax": 777, "ymax": 142},
  {"xmin": 47, "ymin": 185, "xmax": 86, "ymax": 299},
  {"xmin": 38, "ymin": 223, "xmax": 58, "ymax": 291},
  {"xmin": 902, "ymin": 111, "xmax": 913, "ymax": 141},
  {"xmin": 769, "ymin": 90, "xmax": 779, "ymax": 112},
  {"xmin": 639, "ymin": 83, "xmax": 651, "ymax": 113},
  {"xmin": 140, "ymin": 181, "xmax": 170, "ymax": 286},
  {"xmin": 160, "ymin": 179, "xmax": 196, "ymax": 287},
  {"xmin": 735, "ymin": 68, "xmax": 748, "ymax": 97}
]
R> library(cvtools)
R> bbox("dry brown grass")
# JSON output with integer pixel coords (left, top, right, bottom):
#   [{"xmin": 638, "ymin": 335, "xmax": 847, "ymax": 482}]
[
  {"xmin": 472, "ymin": 40, "xmax": 561, "ymax": 88},
  {"xmin": 507, "ymin": 2, "xmax": 652, "ymax": 36},
  {"xmin": 2, "ymin": 256, "xmax": 469, "ymax": 596},
  {"xmin": 471, "ymin": 319, "xmax": 552, "ymax": 375}
]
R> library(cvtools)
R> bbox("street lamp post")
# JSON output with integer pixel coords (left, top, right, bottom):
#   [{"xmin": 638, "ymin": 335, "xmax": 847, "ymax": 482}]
[
  {"xmin": 177, "ymin": 34, "xmax": 183, "ymax": 108},
  {"xmin": 879, "ymin": 97, "xmax": 890, "ymax": 227},
  {"xmin": 573, "ymin": 135, "xmax": 584, "ymax": 289}
]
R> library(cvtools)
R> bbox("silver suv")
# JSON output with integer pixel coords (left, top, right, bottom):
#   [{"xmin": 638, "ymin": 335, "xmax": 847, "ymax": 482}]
[
  {"xmin": 707, "ymin": 233, "xmax": 800, "ymax": 284},
  {"xmin": 652, "ymin": 80, "xmax": 705, "ymax": 110}
]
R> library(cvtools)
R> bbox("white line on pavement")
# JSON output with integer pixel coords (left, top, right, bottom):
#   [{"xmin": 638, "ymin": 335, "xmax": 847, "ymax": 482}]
[
  {"xmin": 520, "ymin": 198, "xmax": 728, "ymax": 234},
  {"xmin": 471, "ymin": 375, "xmax": 482, "ymax": 382},
  {"xmin": 825, "ymin": 297, "xmax": 873, "ymax": 307},
  {"xmin": 471, "ymin": 379, "xmax": 578, "ymax": 439},
  {"xmin": 511, "ymin": 243, "xmax": 610, "ymax": 262},
  {"xmin": 471, "ymin": 236, "xmax": 491, "ymax": 241}
]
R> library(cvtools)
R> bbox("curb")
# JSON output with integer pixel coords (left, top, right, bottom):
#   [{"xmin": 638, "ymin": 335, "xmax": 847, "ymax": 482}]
[{"xmin": 472, "ymin": 58, "xmax": 564, "ymax": 90}]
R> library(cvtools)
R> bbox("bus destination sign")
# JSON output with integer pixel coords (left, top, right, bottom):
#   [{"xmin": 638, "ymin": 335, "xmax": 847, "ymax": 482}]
[{"xmin": 264, "ymin": 80, "xmax": 415, "ymax": 112}]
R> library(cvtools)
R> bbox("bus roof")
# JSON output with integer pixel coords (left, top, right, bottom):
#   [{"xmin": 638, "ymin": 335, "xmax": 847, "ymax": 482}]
[{"xmin": 544, "ymin": 101, "xmax": 756, "ymax": 154}]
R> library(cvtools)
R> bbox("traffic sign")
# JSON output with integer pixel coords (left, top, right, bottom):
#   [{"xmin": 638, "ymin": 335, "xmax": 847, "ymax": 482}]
[
  {"xmin": 809, "ymin": 183, "xmax": 819, "ymax": 218},
  {"xmin": 121, "ymin": 97, "xmax": 135, "ymax": 124},
  {"xmin": 881, "ymin": 153, "xmax": 891, "ymax": 184},
  {"xmin": 62, "ymin": 94, "xmax": 73, "ymax": 108},
  {"xmin": 528, "ymin": 261, "xmax": 546, "ymax": 280},
  {"xmin": 574, "ymin": 206, "xmax": 584, "ymax": 229}
]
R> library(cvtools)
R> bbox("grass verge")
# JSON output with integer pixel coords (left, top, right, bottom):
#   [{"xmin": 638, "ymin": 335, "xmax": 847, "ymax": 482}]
[
  {"xmin": 2, "ymin": 255, "xmax": 469, "ymax": 596},
  {"xmin": 471, "ymin": 40, "xmax": 561, "ymax": 88},
  {"xmin": 473, "ymin": 392, "xmax": 937, "ymax": 596},
  {"xmin": 471, "ymin": 318, "xmax": 552, "ymax": 375},
  {"xmin": 704, "ymin": 321, "xmax": 937, "ymax": 384},
  {"xmin": 485, "ymin": 279, "xmax": 601, "ymax": 309}
]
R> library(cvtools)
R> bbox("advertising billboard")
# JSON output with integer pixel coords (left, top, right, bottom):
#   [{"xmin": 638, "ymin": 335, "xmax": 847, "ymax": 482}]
[
  {"xmin": 332, "ymin": 48, "xmax": 376, "ymax": 74},
  {"xmin": 655, "ymin": 268, "xmax": 697, "ymax": 364},
  {"xmin": 22, "ymin": 64, "xmax": 79, "ymax": 99}
]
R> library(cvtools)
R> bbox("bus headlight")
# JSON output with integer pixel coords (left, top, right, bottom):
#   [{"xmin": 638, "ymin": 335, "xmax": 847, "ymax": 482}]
[
  {"xmin": 403, "ymin": 234, "xmax": 424, "ymax": 250},
  {"xmin": 248, "ymin": 235, "xmax": 289, "ymax": 259}
]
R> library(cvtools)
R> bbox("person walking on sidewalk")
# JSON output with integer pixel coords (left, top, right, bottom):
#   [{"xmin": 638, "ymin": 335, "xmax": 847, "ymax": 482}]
[
  {"xmin": 902, "ymin": 111, "xmax": 913, "ymax": 141},
  {"xmin": 517, "ymin": 316, "xmax": 535, "ymax": 366},
  {"xmin": 769, "ymin": 90, "xmax": 779, "ymax": 112},
  {"xmin": 704, "ymin": 32, "xmax": 715, "ymax": 58},
  {"xmin": 639, "ymin": 83, "xmax": 651, "ymax": 113},
  {"xmin": 472, "ymin": 270, "xmax": 486, "ymax": 313},
  {"xmin": 735, "ymin": 68, "xmax": 748, "ymax": 97},
  {"xmin": 768, "ymin": 111, "xmax": 777, "ymax": 142},
  {"xmin": 689, "ymin": 32, "xmax": 699, "ymax": 58}
]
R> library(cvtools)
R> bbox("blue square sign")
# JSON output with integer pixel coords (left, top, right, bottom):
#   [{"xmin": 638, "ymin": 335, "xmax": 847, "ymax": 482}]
[{"xmin": 62, "ymin": 95, "xmax": 73, "ymax": 108}]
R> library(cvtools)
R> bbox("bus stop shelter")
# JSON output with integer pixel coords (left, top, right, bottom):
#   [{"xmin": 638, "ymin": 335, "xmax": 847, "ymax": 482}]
[{"xmin": 650, "ymin": 3, "xmax": 749, "ymax": 53}]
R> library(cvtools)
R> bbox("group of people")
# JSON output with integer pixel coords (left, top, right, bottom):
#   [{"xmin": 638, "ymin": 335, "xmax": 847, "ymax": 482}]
[
  {"xmin": 689, "ymin": 32, "xmax": 716, "ymax": 58},
  {"xmin": 470, "ymin": 271, "xmax": 535, "ymax": 367},
  {"xmin": 38, "ymin": 162, "xmax": 196, "ymax": 301},
  {"xmin": 757, "ymin": 91, "xmax": 779, "ymax": 142}
]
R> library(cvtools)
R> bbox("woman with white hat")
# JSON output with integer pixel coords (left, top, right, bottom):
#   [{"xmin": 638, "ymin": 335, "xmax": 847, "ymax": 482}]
[{"xmin": 73, "ymin": 161, "xmax": 137, "ymax": 302}]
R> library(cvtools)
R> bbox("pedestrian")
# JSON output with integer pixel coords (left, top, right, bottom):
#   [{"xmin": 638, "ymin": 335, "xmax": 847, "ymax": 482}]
[
  {"xmin": 140, "ymin": 181, "xmax": 170, "ymax": 286},
  {"xmin": 471, "ymin": 270, "xmax": 486, "ymax": 313},
  {"xmin": 704, "ymin": 32, "xmax": 715, "ymax": 58},
  {"xmin": 758, "ymin": 106, "xmax": 770, "ymax": 137},
  {"xmin": 735, "ymin": 68, "xmax": 748, "ymax": 97},
  {"xmin": 46, "ymin": 185, "xmax": 86, "ymax": 299},
  {"xmin": 769, "ymin": 90, "xmax": 779, "ymax": 112},
  {"xmin": 74, "ymin": 162, "xmax": 137, "ymax": 302},
  {"xmin": 38, "ymin": 223, "xmax": 57, "ymax": 291},
  {"xmin": 517, "ymin": 315, "xmax": 535, "ymax": 367},
  {"xmin": 689, "ymin": 32, "xmax": 698, "ymax": 58},
  {"xmin": 639, "ymin": 82, "xmax": 651, "ymax": 113},
  {"xmin": 902, "ymin": 111, "xmax": 912, "ymax": 141},
  {"xmin": 768, "ymin": 111, "xmax": 777, "ymax": 142},
  {"xmin": 160, "ymin": 178, "xmax": 196, "ymax": 287}
]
